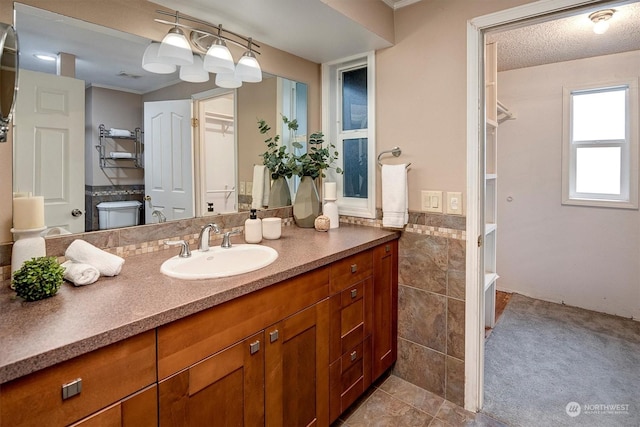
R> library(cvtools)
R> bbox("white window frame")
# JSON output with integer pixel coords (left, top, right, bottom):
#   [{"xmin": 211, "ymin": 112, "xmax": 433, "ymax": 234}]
[
  {"xmin": 562, "ymin": 79, "xmax": 639, "ymax": 209},
  {"xmin": 322, "ymin": 51, "xmax": 376, "ymax": 219}
]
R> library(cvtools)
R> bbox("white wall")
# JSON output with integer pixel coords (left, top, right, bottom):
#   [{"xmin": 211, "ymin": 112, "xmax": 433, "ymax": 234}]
[{"xmin": 496, "ymin": 50, "xmax": 640, "ymax": 319}]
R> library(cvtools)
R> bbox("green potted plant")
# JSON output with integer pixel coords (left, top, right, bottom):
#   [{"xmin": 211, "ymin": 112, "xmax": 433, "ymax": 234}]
[
  {"xmin": 290, "ymin": 131, "xmax": 343, "ymax": 228},
  {"xmin": 257, "ymin": 116, "xmax": 297, "ymax": 208},
  {"xmin": 12, "ymin": 256, "xmax": 65, "ymax": 301}
]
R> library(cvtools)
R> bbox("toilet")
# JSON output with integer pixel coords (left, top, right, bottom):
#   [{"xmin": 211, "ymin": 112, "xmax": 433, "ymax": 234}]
[{"xmin": 96, "ymin": 201, "xmax": 142, "ymax": 230}]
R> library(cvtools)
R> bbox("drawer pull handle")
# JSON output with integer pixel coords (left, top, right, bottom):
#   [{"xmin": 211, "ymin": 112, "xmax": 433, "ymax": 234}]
[
  {"xmin": 62, "ymin": 378, "xmax": 82, "ymax": 400},
  {"xmin": 270, "ymin": 330, "xmax": 279, "ymax": 343},
  {"xmin": 351, "ymin": 264, "xmax": 358, "ymax": 273},
  {"xmin": 350, "ymin": 351, "xmax": 357, "ymax": 361},
  {"xmin": 250, "ymin": 340, "xmax": 261, "ymax": 355},
  {"xmin": 385, "ymin": 244, "xmax": 391, "ymax": 253},
  {"xmin": 350, "ymin": 289, "xmax": 357, "ymax": 299}
]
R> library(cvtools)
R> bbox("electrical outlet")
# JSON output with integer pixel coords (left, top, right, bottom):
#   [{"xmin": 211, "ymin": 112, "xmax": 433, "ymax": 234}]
[
  {"xmin": 246, "ymin": 181, "xmax": 253, "ymax": 196},
  {"xmin": 239, "ymin": 181, "xmax": 246, "ymax": 195},
  {"xmin": 446, "ymin": 191, "xmax": 463, "ymax": 215},
  {"xmin": 421, "ymin": 190, "xmax": 442, "ymax": 213}
]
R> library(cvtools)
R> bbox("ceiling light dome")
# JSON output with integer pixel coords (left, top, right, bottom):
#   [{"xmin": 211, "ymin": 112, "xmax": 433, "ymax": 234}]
[{"xmin": 589, "ymin": 9, "xmax": 615, "ymax": 35}]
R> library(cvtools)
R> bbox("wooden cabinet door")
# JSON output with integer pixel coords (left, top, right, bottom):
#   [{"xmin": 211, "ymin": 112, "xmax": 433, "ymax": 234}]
[
  {"xmin": 372, "ymin": 241, "xmax": 398, "ymax": 380},
  {"xmin": 265, "ymin": 300, "xmax": 329, "ymax": 427},
  {"xmin": 70, "ymin": 385, "xmax": 158, "ymax": 427},
  {"xmin": 159, "ymin": 332, "xmax": 265, "ymax": 427}
]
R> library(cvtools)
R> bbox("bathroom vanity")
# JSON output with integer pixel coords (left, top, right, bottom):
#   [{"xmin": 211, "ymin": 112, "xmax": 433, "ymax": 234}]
[{"xmin": 0, "ymin": 225, "xmax": 398, "ymax": 426}]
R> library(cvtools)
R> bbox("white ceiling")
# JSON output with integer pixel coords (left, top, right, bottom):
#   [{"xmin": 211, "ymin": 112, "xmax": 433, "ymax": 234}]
[
  {"xmin": 14, "ymin": 0, "xmax": 640, "ymax": 94},
  {"xmin": 488, "ymin": 1, "xmax": 640, "ymax": 71}
]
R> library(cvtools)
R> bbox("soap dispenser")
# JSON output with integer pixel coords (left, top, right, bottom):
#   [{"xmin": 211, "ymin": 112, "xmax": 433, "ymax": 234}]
[{"xmin": 244, "ymin": 209, "xmax": 262, "ymax": 243}]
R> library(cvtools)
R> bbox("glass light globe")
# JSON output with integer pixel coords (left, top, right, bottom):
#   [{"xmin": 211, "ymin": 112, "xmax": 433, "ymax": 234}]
[
  {"xmin": 203, "ymin": 39, "xmax": 235, "ymax": 74},
  {"xmin": 142, "ymin": 42, "xmax": 177, "ymax": 74},
  {"xmin": 180, "ymin": 54, "xmax": 209, "ymax": 83},
  {"xmin": 236, "ymin": 51, "xmax": 262, "ymax": 83},
  {"xmin": 158, "ymin": 27, "xmax": 194, "ymax": 66}
]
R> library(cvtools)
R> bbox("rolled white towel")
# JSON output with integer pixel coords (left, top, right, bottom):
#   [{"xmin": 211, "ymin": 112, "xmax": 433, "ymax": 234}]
[
  {"xmin": 109, "ymin": 151, "xmax": 134, "ymax": 159},
  {"xmin": 65, "ymin": 239, "xmax": 125, "ymax": 276},
  {"xmin": 61, "ymin": 260, "xmax": 100, "ymax": 286},
  {"xmin": 109, "ymin": 128, "xmax": 133, "ymax": 138}
]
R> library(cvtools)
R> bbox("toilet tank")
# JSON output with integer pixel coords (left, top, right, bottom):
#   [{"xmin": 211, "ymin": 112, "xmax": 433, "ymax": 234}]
[{"xmin": 96, "ymin": 201, "xmax": 142, "ymax": 230}]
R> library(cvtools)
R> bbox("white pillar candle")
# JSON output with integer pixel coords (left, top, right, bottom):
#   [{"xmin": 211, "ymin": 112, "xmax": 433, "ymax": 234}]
[
  {"xmin": 324, "ymin": 182, "xmax": 337, "ymax": 200},
  {"xmin": 13, "ymin": 196, "xmax": 45, "ymax": 230}
]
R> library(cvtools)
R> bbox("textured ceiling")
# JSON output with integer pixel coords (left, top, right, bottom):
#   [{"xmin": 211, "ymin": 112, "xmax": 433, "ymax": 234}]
[{"xmin": 488, "ymin": 2, "xmax": 640, "ymax": 71}]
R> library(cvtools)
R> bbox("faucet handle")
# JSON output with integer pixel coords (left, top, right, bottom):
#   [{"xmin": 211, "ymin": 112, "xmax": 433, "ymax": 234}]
[
  {"xmin": 221, "ymin": 229, "xmax": 242, "ymax": 248},
  {"xmin": 165, "ymin": 240, "xmax": 191, "ymax": 258}
]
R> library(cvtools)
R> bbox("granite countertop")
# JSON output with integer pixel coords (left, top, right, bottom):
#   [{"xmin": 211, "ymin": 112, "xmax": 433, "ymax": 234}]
[{"xmin": 0, "ymin": 224, "xmax": 399, "ymax": 384}]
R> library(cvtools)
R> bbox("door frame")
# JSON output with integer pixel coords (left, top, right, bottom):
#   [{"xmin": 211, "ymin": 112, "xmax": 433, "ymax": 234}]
[{"xmin": 464, "ymin": 0, "xmax": 611, "ymax": 412}]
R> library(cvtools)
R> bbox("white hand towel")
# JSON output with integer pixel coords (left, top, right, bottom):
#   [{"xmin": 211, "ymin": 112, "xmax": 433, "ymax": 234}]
[
  {"xmin": 251, "ymin": 165, "xmax": 270, "ymax": 210},
  {"xmin": 65, "ymin": 239, "xmax": 125, "ymax": 276},
  {"xmin": 382, "ymin": 164, "xmax": 408, "ymax": 228},
  {"xmin": 61, "ymin": 260, "xmax": 100, "ymax": 286},
  {"xmin": 109, "ymin": 128, "xmax": 133, "ymax": 138}
]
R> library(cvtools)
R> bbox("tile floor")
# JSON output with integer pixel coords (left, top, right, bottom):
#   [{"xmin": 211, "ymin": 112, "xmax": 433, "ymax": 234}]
[{"xmin": 333, "ymin": 375, "xmax": 510, "ymax": 427}]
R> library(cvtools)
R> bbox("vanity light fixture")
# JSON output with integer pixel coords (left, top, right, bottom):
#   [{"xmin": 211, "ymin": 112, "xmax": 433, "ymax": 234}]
[
  {"xmin": 589, "ymin": 9, "xmax": 615, "ymax": 35},
  {"xmin": 148, "ymin": 9, "xmax": 262, "ymax": 88}
]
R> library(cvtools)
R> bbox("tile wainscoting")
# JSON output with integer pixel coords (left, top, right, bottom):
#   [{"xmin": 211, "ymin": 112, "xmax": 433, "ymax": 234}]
[{"xmin": 0, "ymin": 208, "xmax": 467, "ymax": 408}]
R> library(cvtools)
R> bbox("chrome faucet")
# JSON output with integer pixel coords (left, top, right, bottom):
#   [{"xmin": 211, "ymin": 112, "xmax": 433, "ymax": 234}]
[
  {"xmin": 151, "ymin": 209, "xmax": 166, "ymax": 223},
  {"xmin": 198, "ymin": 223, "xmax": 221, "ymax": 251},
  {"xmin": 221, "ymin": 229, "xmax": 242, "ymax": 248}
]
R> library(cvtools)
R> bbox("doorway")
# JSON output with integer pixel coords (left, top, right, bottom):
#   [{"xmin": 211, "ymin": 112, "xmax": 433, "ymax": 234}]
[{"xmin": 465, "ymin": 0, "xmax": 634, "ymax": 413}]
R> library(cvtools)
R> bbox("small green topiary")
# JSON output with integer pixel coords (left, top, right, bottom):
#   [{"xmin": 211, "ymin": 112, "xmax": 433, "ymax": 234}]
[{"xmin": 12, "ymin": 256, "xmax": 65, "ymax": 301}]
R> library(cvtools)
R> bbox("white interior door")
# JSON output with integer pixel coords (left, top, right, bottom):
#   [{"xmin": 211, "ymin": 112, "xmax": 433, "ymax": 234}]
[
  {"xmin": 14, "ymin": 69, "xmax": 85, "ymax": 233},
  {"xmin": 143, "ymin": 100, "xmax": 193, "ymax": 222}
]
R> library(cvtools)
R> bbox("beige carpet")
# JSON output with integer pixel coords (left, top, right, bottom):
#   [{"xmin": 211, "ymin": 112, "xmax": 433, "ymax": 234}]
[{"xmin": 483, "ymin": 293, "xmax": 640, "ymax": 427}]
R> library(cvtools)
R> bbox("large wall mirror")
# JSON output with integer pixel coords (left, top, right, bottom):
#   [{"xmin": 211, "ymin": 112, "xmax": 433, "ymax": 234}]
[
  {"xmin": 11, "ymin": 3, "xmax": 307, "ymax": 236},
  {"xmin": 0, "ymin": 22, "xmax": 17, "ymax": 143}
]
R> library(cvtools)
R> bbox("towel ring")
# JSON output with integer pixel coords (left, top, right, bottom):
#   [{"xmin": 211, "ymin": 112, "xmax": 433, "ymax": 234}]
[{"xmin": 377, "ymin": 147, "xmax": 411, "ymax": 168}]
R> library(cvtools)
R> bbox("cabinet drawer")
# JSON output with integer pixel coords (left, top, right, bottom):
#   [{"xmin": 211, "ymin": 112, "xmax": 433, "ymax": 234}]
[
  {"xmin": 69, "ymin": 384, "xmax": 158, "ymax": 427},
  {"xmin": 0, "ymin": 331, "xmax": 157, "ymax": 427},
  {"xmin": 330, "ymin": 250, "xmax": 372, "ymax": 293},
  {"xmin": 329, "ymin": 278, "xmax": 372, "ymax": 362},
  {"xmin": 329, "ymin": 337, "xmax": 371, "ymax": 423}
]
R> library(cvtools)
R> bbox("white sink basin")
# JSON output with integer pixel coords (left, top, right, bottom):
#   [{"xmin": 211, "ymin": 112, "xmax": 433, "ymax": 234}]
[{"xmin": 161, "ymin": 244, "xmax": 278, "ymax": 280}]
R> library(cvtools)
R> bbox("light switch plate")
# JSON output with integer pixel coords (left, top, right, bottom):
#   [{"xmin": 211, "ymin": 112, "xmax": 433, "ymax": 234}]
[
  {"xmin": 446, "ymin": 192, "xmax": 463, "ymax": 215},
  {"xmin": 246, "ymin": 181, "xmax": 253, "ymax": 196},
  {"xmin": 421, "ymin": 191, "xmax": 442, "ymax": 213},
  {"xmin": 239, "ymin": 181, "xmax": 246, "ymax": 195}
]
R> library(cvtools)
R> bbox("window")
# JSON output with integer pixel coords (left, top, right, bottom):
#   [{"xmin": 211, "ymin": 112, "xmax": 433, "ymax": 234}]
[
  {"xmin": 323, "ymin": 52, "xmax": 376, "ymax": 218},
  {"xmin": 562, "ymin": 80, "xmax": 638, "ymax": 209}
]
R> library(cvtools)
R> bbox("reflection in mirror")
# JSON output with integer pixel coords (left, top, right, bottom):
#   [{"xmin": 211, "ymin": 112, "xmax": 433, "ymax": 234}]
[
  {"xmin": 11, "ymin": 4, "xmax": 307, "ymax": 238},
  {"xmin": 0, "ymin": 23, "xmax": 18, "ymax": 143}
]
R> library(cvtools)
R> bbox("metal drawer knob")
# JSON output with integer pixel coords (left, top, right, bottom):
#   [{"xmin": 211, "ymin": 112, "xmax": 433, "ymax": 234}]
[
  {"xmin": 249, "ymin": 340, "xmax": 260, "ymax": 355},
  {"xmin": 351, "ymin": 289, "xmax": 357, "ymax": 299},
  {"xmin": 269, "ymin": 330, "xmax": 279, "ymax": 343},
  {"xmin": 350, "ymin": 351, "xmax": 357, "ymax": 361},
  {"xmin": 351, "ymin": 264, "xmax": 358, "ymax": 273}
]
